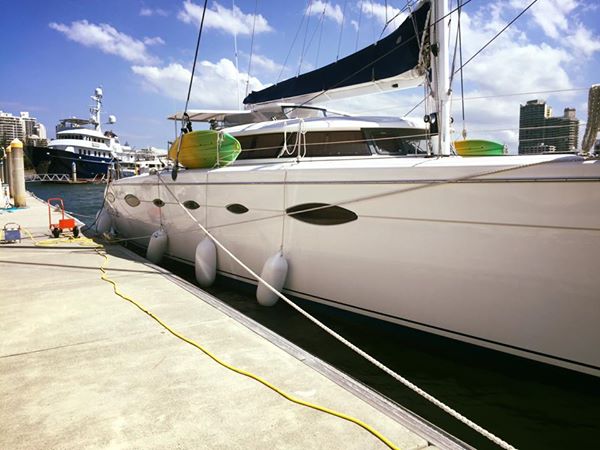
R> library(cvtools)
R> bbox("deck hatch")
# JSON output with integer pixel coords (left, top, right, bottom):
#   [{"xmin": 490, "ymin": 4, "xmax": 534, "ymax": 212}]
[{"xmin": 286, "ymin": 203, "xmax": 358, "ymax": 225}]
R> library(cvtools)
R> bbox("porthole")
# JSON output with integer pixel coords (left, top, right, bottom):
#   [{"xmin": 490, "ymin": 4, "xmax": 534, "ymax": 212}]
[
  {"xmin": 153, "ymin": 198, "xmax": 165, "ymax": 207},
  {"xmin": 124, "ymin": 194, "xmax": 141, "ymax": 207},
  {"xmin": 286, "ymin": 203, "xmax": 358, "ymax": 225},
  {"xmin": 106, "ymin": 192, "xmax": 115, "ymax": 203},
  {"xmin": 183, "ymin": 200, "xmax": 201, "ymax": 210},
  {"xmin": 226, "ymin": 203, "xmax": 249, "ymax": 214}
]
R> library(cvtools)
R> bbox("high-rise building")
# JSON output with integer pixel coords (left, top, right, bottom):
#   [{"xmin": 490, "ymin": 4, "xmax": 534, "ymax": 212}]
[
  {"xmin": 518, "ymin": 100, "xmax": 579, "ymax": 154},
  {"xmin": 0, "ymin": 111, "xmax": 46, "ymax": 147}
]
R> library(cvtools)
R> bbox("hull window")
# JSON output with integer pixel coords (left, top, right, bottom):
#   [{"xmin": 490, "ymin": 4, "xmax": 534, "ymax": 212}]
[
  {"xmin": 183, "ymin": 200, "xmax": 201, "ymax": 210},
  {"xmin": 124, "ymin": 194, "xmax": 141, "ymax": 207},
  {"xmin": 286, "ymin": 203, "xmax": 358, "ymax": 225},
  {"xmin": 226, "ymin": 203, "xmax": 249, "ymax": 214},
  {"xmin": 153, "ymin": 199, "xmax": 165, "ymax": 207},
  {"xmin": 106, "ymin": 192, "xmax": 116, "ymax": 203}
]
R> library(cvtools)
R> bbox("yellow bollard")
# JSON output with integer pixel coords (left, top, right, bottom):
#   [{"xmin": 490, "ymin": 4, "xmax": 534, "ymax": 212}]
[{"xmin": 10, "ymin": 139, "xmax": 26, "ymax": 207}]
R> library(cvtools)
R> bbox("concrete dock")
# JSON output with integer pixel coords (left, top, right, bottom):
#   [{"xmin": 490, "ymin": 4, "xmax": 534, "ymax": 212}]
[{"xmin": 1, "ymin": 193, "xmax": 466, "ymax": 449}]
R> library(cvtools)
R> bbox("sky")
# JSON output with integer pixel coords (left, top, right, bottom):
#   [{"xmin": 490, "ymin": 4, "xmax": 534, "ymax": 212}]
[{"xmin": 1, "ymin": 0, "xmax": 599, "ymax": 152}]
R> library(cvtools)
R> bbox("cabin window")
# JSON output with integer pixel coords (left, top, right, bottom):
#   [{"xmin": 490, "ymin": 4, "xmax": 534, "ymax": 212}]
[
  {"xmin": 106, "ymin": 192, "xmax": 116, "ymax": 203},
  {"xmin": 363, "ymin": 128, "xmax": 429, "ymax": 156},
  {"xmin": 153, "ymin": 199, "xmax": 165, "ymax": 208},
  {"xmin": 236, "ymin": 131, "xmax": 370, "ymax": 159},
  {"xmin": 237, "ymin": 134, "xmax": 283, "ymax": 159},
  {"xmin": 303, "ymin": 131, "xmax": 370, "ymax": 157}
]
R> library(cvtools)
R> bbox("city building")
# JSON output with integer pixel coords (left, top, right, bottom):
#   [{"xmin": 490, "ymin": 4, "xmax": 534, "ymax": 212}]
[
  {"xmin": 0, "ymin": 110, "xmax": 47, "ymax": 147},
  {"xmin": 518, "ymin": 100, "xmax": 579, "ymax": 154}
]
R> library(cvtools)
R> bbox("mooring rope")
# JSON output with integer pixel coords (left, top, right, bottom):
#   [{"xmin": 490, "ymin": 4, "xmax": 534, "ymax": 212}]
[{"xmin": 155, "ymin": 172, "xmax": 517, "ymax": 450}]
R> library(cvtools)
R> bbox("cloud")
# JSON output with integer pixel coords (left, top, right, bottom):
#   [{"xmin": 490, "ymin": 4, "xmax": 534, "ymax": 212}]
[
  {"xmin": 307, "ymin": 1, "xmax": 344, "ymax": 25},
  {"xmin": 131, "ymin": 59, "xmax": 265, "ymax": 109},
  {"xmin": 49, "ymin": 20, "xmax": 159, "ymax": 64},
  {"xmin": 140, "ymin": 7, "xmax": 169, "ymax": 17},
  {"xmin": 361, "ymin": 1, "xmax": 406, "ymax": 30},
  {"xmin": 248, "ymin": 54, "xmax": 282, "ymax": 74},
  {"xmin": 178, "ymin": 1, "xmax": 272, "ymax": 36},
  {"xmin": 143, "ymin": 36, "xmax": 165, "ymax": 46}
]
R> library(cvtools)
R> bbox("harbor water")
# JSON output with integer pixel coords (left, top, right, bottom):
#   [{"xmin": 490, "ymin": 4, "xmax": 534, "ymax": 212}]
[{"xmin": 26, "ymin": 182, "xmax": 600, "ymax": 450}]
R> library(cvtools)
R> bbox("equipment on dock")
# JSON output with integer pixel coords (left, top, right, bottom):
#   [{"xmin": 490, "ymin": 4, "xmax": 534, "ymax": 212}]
[
  {"xmin": 47, "ymin": 197, "xmax": 79, "ymax": 238},
  {"xmin": 1, "ymin": 222, "xmax": 21, "ymax": 243}
]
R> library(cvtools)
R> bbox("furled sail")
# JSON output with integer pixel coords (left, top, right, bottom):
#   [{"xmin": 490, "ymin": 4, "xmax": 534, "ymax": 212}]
[{"xmin": 243, "ymin": 0, "xmax": 430, "ymax": 107}]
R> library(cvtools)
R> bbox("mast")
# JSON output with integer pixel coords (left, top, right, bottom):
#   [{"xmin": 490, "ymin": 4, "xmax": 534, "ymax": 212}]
[
  {"xmin": 430, "ymin": 0, "xmax": 451, "ymax": 155},
  {"xmin": 90, "ymin": 87, "xmax": 103, "ymax": 132}
]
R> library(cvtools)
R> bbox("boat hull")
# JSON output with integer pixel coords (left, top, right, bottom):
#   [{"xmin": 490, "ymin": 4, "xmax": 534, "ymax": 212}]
[
  {"xmin": 106, "ymin": 155, "xmax": 600, "ymax": 376},
  {"xmin": 25, "ymin": 145, "xmax": 113, "ymax": 179}
]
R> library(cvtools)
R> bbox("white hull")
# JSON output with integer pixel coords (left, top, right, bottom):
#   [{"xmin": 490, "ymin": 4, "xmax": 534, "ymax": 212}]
[{"xmin": 106, "ymin": 154, "xmax": 600, "ymax": 377}]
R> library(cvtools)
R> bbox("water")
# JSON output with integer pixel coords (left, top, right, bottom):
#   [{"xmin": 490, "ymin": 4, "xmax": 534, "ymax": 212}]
[{"xmin": 27, "ymin": 182, "xmax": 600, "ymax": 450}]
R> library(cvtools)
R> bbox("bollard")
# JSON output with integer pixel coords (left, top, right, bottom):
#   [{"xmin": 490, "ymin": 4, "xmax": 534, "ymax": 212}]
[
  {"xmin": 10, "ymin": 139, "xmax": 26, "ymax": 207},
  {"xmin": 5, "ymin": 144, "xmax": 13, "ymax": 199},
  {"xmin": 71, "ymin": 161, "xmax": 77, "ymax": 182}
]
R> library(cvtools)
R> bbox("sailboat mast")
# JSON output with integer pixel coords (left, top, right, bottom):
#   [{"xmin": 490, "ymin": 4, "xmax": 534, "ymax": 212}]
[{"xmin": 430, "ymin": 0, "xmax": 452, "ymax": 156}]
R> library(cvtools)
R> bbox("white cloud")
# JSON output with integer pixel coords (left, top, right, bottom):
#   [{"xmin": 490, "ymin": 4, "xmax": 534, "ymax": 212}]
[
  {"xmin": 361, "ymin": 1, "xmax": 406, "ymax": 30},
  {"xmin": 178, "ymin": 1, "xmax": 272, "ymax": 36},
  {"xmin": 510, "ymin": 0, "xmax": 577, "ymax": 39},
  {"xmin": 131, "ymin": 59, "xmax": 265, "ymax": 109},
  {"xmin": 249, "ymin": 54, "xmax": 282, "ymax": 74},
  {"xmin": 143, "ymin": 36, "xmax": 165, "ymax": 46},
  {"xmin": 140, "ymin": 7, "xmax": 169, "ymax": 17},
  {"xmin": 307, "ymin": 1, "xmax": 344, "ymax": 25},
  {"xmin": 49, "ymin": 20, "xmax": 159, "ymax": 64}
]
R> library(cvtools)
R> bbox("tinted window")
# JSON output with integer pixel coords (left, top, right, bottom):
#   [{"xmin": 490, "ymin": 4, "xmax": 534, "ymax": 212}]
[
  {"xmin": 363, "ymin": 128, "xmax": 429, "ymax": 155},
  {"xmin": 236, "ymin": 131, "xmax": 370, "ymax": 159}
]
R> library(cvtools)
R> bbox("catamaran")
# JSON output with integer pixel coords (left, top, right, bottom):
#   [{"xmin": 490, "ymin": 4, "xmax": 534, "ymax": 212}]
[{"xmin": 100, "ymin": 0, "xmax": 600, "ymax": 377}]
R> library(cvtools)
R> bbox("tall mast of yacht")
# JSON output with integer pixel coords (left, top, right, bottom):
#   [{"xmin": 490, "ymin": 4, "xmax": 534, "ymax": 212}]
[
  {"xmin": 90, "ymin": 87, "xmax": 103, "ymax": 132},
  {"xmin": 430, "ymin": 0, "xmax": 452, "ymax": 156}
]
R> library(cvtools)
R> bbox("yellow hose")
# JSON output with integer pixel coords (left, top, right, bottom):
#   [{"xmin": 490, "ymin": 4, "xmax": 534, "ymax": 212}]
[
  {"xmin": 94, "ymin": 247, "xmax": 401, "ymax": 450},
  {"xmin": 16, "ymin": 225, "xmax": 400, "ymax": 449}
]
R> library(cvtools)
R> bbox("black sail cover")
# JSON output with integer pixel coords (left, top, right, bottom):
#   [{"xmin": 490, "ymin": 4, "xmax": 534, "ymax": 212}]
[{"xmin": 243, "ymin": 1, "xmax": 430, "ymax": 106}]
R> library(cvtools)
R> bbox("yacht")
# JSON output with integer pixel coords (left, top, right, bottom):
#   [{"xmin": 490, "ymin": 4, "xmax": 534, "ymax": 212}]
[
  {"xmin": 101, "ymin": 0, "xmax": 600, "ymax": 377},
  {"xmin": 26, "ymin": 88, "xmax": 165, "ymax": 180}
]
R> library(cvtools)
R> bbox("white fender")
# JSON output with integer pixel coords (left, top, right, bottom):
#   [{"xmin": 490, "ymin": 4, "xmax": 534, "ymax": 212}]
[
  {"xmin": 256, "ymin": 252, "xmax": 288, "ymax": 306},
  {"xmin": 195, "ymin": 238, "xmax": 217, "ymax": 287},
  {"xmin": 147, "ymin": 229, "xmax": 168, "ymax": 264},
  {"xmin": 95, "ymin": 208, "xmax": 112, "ymax": 234}
]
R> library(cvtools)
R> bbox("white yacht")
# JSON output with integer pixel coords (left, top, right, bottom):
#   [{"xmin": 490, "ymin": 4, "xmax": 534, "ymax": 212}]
[
  {"xmin": 102, "ymin": 0, "xmax": 600, "ymax": 377},
  {"xmin": 26, "ymin": 88, "xmax": 165, "ymax": 180}
]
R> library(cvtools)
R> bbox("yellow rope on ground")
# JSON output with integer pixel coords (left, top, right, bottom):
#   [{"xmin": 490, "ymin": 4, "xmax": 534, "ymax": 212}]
[{"xmin": 94, "ymin": 247, "xmax": 400, "ymax": 450}]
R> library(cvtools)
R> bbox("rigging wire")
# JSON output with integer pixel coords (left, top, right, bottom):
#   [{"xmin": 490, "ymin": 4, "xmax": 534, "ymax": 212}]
[
  {"xmin": 336, "ymin": 0, "xmax": 348, "ymax": 61},
  {"xmin": 298, "ymin": 0, "xmax": 313, "ymax": 76},
  {"xmin": 355, "ymin": 0, "xmax": 363, "ymax": 51},
  {"xmin": 171, "ymin": 0, "xmax": 208, "ymax": 181},
  {"xmin": 286, "ymin": 0, "xmax": 473, "ymax": 116},
  {"xmin": 277, "ymin": 5, "xmax": 309, "ymax": 83},
  {"xmin": 404, "ymin": 0, "xmax": 537, "ymax": 118},
  {"xmin": 457, "ymin": 0, "xmax": 466, "ymax": 138},
  {"xmin": 244, "ymin": 0, "xmax": 259, "ymax": 98},
  {"xmin": 315, "ymin": 2, "xmax": 327, "ymax": 67},
  {"xmin": 457, "ymin": 0, "xmax": 539, "ymax": 72},
  {"xmin": 233, "ymin": 0, "xmax": 241, "ymax": 107}
]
